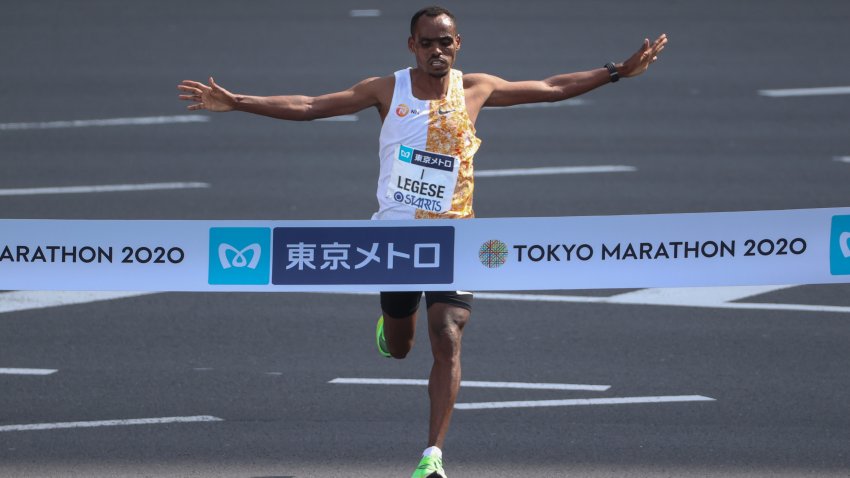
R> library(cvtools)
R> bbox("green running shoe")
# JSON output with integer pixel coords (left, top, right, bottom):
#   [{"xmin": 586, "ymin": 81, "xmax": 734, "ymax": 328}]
[
  {"xmin": 411, "ymin": 455, "xmax": 446, "ymax": 478},
  {"xmin": 376, "ymin": 315, "xmax": 391, "ymax": 358}
]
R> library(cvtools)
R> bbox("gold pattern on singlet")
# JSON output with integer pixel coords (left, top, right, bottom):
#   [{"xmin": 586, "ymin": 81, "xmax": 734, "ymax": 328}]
[{"xmin": 416, "ymin": 69, "xmax": 481, "ymax": 219}]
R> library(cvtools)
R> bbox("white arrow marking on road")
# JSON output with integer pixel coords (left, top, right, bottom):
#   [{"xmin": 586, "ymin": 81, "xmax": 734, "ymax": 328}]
[
  {"xmin": 758, "ymin": 86, "xmax": 850, "ymax": 97},
  {"xmin": 0, "ymin": 182, "xmax": 210, "ymax": 196},
  {"xmin": 330, "ymin": 378, "xmax": 610, "ymax": 391},
  {"xmin": 455, "ymin": 395, "xmax": 715, "ymax": 410},
  {"xmin": 835, "ymin": 156, "xmax": 850, "ymax": 164},
  {"xmin": 0, "ymin": 368, "xmax": 58, "ymax": 375},
  {"xmin": 476, "ymin": 165, "xmax": 635, "ymax": 177},
  {"xmin": 0, "ymin": 415, "xmax": 223, "ymax": 433},
  {"xmin": 0, "ymin": 115, "xmax": 209, "ymax": 131}
]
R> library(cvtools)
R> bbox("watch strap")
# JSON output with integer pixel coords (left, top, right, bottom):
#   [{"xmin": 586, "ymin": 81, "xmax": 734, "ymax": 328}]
[{"xmin": 604, "ymin": 62, "xmax": 620, "ymax": 83}]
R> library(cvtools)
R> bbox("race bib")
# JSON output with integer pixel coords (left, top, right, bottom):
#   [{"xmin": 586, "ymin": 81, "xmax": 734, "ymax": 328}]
[{"xmin": 387, "ymin": 144, "xmax": 459, "ymax": 213}]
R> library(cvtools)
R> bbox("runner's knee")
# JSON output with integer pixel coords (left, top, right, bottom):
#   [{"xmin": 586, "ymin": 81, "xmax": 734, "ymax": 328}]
[{"xmin": 428, "ymin": 306, "xmax": 469, "ymax": 359}]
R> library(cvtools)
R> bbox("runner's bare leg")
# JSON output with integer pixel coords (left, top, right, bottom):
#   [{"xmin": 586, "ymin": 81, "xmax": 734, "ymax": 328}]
[{"xmin": 425, "ymin": 303, "xmax": 470, "ymax": 448}]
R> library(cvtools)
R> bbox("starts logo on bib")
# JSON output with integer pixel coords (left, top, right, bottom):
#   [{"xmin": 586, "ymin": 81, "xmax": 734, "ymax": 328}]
[
  {"xmin": 209, "ymin": 227, "xmax": 271, "ymax": 285},
  {"xmin": 830, "ymin": 215, "xmax": 850, "ymax": 275}
]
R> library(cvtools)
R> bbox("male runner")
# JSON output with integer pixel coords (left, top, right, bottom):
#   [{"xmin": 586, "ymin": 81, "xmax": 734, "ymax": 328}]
[{"xmin": 178, "ymin": 6, "xmax": 667, "ymax": 477}]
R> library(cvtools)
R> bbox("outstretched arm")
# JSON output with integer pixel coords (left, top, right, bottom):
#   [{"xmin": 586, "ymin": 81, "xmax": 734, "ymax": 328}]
[
  {"xmin": 177, "ymin": 76, "xmax": 391, "ymax": 121},
  {"xmin": 466, "ymin": 33, "xmax": 668, "ymax": 110}
]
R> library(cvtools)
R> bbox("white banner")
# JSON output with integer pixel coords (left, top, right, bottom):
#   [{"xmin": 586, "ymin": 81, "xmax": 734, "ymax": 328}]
[{"xmin": 1, "ymin": 207, "xmax": 850, "ymax": 291}]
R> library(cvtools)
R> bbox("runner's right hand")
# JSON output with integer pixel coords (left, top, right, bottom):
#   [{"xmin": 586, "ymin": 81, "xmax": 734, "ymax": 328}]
[{"xmin": 177, "ymin": 77, "xmax": 236, "ymax": 112}]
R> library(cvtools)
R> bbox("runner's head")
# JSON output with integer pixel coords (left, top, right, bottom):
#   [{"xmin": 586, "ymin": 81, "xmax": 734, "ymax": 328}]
[{"xmin": 409, "ymin": 6, "xmax": 460, "ymax": 78}]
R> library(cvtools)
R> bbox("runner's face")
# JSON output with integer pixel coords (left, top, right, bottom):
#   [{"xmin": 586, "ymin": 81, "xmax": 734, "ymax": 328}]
[{"xmin": 408, "ymin": 14, "xmax": 460, "ymax": 78}]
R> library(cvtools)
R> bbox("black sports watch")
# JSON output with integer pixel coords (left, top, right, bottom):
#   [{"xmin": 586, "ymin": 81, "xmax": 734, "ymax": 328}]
[{"xmin": 604, "ymin": 62, "xmax": 620, "ymax": 83}]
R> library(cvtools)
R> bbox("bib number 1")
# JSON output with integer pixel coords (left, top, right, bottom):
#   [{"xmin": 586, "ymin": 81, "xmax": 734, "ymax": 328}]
[{"xmin": 387, "ymin": 144, "xmax": 459, "ymax": 213}]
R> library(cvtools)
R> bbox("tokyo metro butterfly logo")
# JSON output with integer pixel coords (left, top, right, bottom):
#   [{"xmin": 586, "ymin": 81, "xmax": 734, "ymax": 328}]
[
  {"xmin": 479, "ymin": 239, "xmax": 508, "ymax": 268},
  {"xmin": 209, "ymin": 227, "xmax": 271, "ymax": 285},
  {"xmin": 830, "ymin": 215, "xmax": 850, "ymax": 275}
]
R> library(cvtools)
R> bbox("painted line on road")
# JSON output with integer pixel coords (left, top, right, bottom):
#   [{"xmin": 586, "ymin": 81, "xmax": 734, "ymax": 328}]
[
  {"xmin": 476, "ymin": 165, "xmax": 635, "ymax": 178},
  {"xmin": 454, "ymin": 395, "xmax": 715, "ymax": 410},
  {"xmin": 606, "ymin": 285, "xmax": 793, "ymax": 306},
  {"xmin": 329, "ymin": 287, "xmax": 850, "ymax": 314},
  {"xmin": 4, "ymin": 286, "xmax": 847, "ymax": 317},
  {"xmin": 758, "ymin": 86, "xmax": 850, "ymax": 98},
  {"xmin": 317, "ymin": 115, "xmax": 358, "ymax": 122},
  {"xmin": 330, "ymin": 378, "xmax": 610, "ymax": 391},
  {"xmin": 0, "ymin": 291, "xmax": 155, "ymax": 315},
  {"xmin": 0, "ymin": 182, "xmax": 210, "ymax": 196},
  {"xmin": 487, "ymin": 99, "xmax": 587, "ymax": 109},
  {"xmin": 0, "ymin": 368, "xmax": 58, "ymax": 376},
  {"xmin": 474, "ymin": 288, "xmax": 850, "ymax": 314},
  {"xmin": 0, "ymin": 115, "xmax": 209, "ymax": 131},
  {"xmin": 320, "ymin": 101, "xmax": 586, "ymax": 121},
  {"xmin": 0, "ymin": 415, "xmax": 223, "ymax": 433},
  {"xmin": 350, "ymin": 9, "xmax": 381, "ymax": 17},
  {"xmin": 834, "ymin": 156, "xmax": 850, "ymax": 164}
]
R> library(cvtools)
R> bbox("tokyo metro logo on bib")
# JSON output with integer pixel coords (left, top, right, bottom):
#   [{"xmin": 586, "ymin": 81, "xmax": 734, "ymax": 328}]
[
  {"xmin": 209, "ymin": 227, "xmax": 271, "ymax": 285},
  {"xmin": 830, "ymin": 215, "xmax": 850, "ymax": 275}
]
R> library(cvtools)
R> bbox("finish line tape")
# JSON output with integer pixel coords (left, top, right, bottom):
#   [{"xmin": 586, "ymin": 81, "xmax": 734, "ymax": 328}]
[{"xmin": 2, "ymin": 207, "xmax": 850, "ymax": 292}]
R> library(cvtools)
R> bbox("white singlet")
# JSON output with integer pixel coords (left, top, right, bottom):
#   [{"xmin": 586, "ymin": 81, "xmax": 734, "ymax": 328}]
[{"xmin": 372, "ymin": 68, "xmax": 481, "ymax": 220}]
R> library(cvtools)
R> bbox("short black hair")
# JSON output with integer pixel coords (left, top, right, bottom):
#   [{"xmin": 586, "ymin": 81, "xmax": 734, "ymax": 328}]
[{"xmin": 410, "ymin": 6, "xmax": 456, "ymax": 36}]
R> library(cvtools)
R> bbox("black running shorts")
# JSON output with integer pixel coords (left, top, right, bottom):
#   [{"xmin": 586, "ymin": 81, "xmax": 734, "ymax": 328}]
[{"xmin": 380, "ymin": 291, "xmax": 473, "ymax": 318}]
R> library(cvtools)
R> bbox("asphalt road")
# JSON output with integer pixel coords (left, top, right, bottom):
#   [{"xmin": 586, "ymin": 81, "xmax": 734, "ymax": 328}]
[{"xmin": 1, "ymin": 1, "xmax": 849, "ymax": 477}]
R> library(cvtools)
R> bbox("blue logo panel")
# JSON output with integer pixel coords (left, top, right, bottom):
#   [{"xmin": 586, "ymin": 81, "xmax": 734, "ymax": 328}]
[
  {"xmin": 830, "ymin": 215, "xmax": 850, "ymax": 275},
  {"xmin": 272, "ymin": 226, "xmax": 454, "ymax": 285},
  {"xmin": 398, "ymin": 145, "xmax": 414, "ymax": 163},
  {"xmin": 209, "ymin": 227, "xmax": 271, "ymax": 285}
]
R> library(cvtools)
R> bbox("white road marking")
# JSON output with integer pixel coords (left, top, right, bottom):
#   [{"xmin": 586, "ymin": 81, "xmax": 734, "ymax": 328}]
[
  {"xmin": 606, "ymin": 285, "xmax": 793, "ymax": 306},
  {"xmin": 330, "ymin": 378, "xmax": 610, "ymax": 391},
  {"xmin": 0, "ymin": 368, "xmax": 57, "ymax": 375},
  {"xmin": 0, "ymin": 415, "xmax": 223, "ymax": 433},
  {"xmin": 316, "ymin": 115, "xmax": 358, "ymax": 122},
  {"xmin": 835, "ymin": 156, "xmax": 850, "ymax": 164},
  {"xmin": 476, "ymin": 165, "xmax": 635, "ymax": 177},
  {"xmin": 454, "ymin": 395, "xmax": 715, "ymax": 410},
  {"xmin": 0, "ymin": 115, "xmax": 209, "ymax": 131},
  {"xmin": 0, "ymin": 182, "xmax": 210, "ymax": 196},
  {"xmin": 758, "ymin": 86, "xmax": 850, "ymax": 97},
  {"xmin": 316, "ymin": 100, "xmax": 585, "ymax": 120},
  {"xmin": 327, "ymin": 287, "xmax": 850, "ymax": 314},
  {"xmin": 476, "ymin": 286, "xmax": 850, "ymax": 314},
  {"xmin": 486, "ymin": 99, "xmax": 587, "ymax": 109},
  {"xmin": 2, "ymin": 286, "xmax": 846, "ymax": 318},
  {"xmin": 0, "ymin": 291, "xmax": 155, "ymax": 315},
  {"xmin": 350, "ymin": 9, "xmax": 381, "ymax": 17}
]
